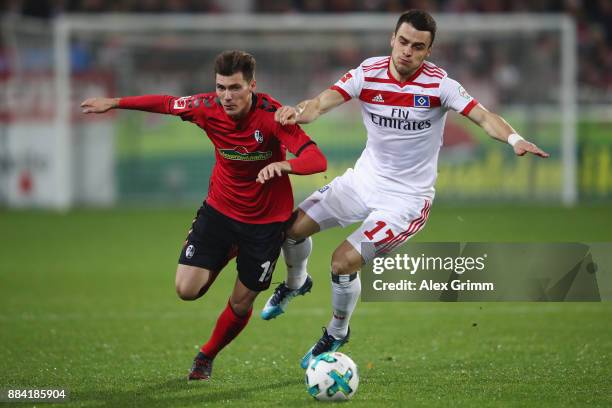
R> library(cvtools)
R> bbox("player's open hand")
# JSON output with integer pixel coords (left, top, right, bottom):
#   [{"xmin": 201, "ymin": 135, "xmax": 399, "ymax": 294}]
[
  {"xmin": 80, "ymin": 97, "xmax": 119, "ymax": 114},
  {"xmin": 513, "ymin": 140, "xmax": 550, "ymax": 158},
  {"xmin": 274, "ymin": 106, "xmax": 298, "ymax": 126},
  {"xmin": 257, "ymin": 161, "xmax": 292, "ymax": 184}
]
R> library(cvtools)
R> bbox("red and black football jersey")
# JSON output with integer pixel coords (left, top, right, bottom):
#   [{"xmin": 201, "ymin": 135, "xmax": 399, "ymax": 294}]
[{"xmin": 120, "ymin": 92, "xmax": 316, "ymax": 224}]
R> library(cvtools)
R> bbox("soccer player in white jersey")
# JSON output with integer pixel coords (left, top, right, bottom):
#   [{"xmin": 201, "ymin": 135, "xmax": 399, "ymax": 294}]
[{"xmin": 261, "ymin": 10, "xmax": 549, "ymax": 368}]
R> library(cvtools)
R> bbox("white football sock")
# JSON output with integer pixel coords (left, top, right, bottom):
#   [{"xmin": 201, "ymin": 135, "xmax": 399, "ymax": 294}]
[
  {"xmin": 283, "ymin": 237, "xmax": 311, "ymax": 289},
  {"xmin": 327, "ymin": 272, "xmax": 361, "ymax": 339}
]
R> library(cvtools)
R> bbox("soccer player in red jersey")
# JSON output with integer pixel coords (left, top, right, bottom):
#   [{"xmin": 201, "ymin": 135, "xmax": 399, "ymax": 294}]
[{"xmin": 81, "ymin": 50, "xmax": 327, "ymax": 380}]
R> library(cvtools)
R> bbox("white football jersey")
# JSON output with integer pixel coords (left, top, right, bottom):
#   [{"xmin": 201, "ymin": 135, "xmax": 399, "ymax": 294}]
[{"xmin": 331, "ymin": 56, "xmax": 478, "ymax": 200}]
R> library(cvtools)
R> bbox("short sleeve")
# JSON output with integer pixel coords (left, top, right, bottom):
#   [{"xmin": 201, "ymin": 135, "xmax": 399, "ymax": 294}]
[
  {"xmin": 439, "ymin": 77, "xmax": 478, "ymax": 116},
  {"xmin": 330, "ymin": 65, "xmax": 364, "ymax": 101}
]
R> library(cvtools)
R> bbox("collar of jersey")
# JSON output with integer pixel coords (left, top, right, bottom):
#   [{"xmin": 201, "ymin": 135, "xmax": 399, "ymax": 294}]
[{"xmin": 386, "ymin": 61, "xmax": 425, "ymax": 87}]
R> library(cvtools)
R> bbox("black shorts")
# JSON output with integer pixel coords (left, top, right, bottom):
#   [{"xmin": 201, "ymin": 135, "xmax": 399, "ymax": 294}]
[{"xmin": 178, "ymin": 202, "xmax": 286, "ymax": 292}]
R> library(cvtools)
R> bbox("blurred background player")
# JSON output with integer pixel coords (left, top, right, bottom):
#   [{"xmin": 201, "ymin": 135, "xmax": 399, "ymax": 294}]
[
  {"xmin": 263, "ymin": 10, "xmax": 549, "ymax": 368},
  {"xmin": 80, "ymin": 50, "xmax": 327, "ymax": 380}
]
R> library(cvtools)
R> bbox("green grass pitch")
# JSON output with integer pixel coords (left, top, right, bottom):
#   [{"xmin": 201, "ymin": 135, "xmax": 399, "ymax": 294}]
[{"xmin": 1, "ymin": 205, "xmax": 611, "ymax": 407}]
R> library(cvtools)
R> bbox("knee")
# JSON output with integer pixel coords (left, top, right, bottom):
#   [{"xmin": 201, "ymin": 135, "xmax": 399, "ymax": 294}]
[
  {"xmin": 286, "ymin": 224, "xmax": 307, "ymax": 241},
  {"xmin": 175, "ymin": 283, "xmax": 200, "ymax": 301},
  {"xmin": 286, "ymin": 210, "xmax": 318, "ymax": 241},
  {"xmin": 331, "ymin": 241, "xmax": 363, "ymax": 275},
  {"xmin": 331, "ymin": 252, "xmax": 357, "ymax": 276}
]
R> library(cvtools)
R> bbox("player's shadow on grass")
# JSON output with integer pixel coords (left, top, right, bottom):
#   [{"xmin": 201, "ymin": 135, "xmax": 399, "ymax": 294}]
[{"xmin": 81, "ymin": 376, "xmax": 303, "ymax": 407}]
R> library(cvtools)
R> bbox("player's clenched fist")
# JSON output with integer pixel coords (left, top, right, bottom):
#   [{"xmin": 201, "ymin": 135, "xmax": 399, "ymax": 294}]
[
  {"xmin": 257, "ymin": 161, "xmax": 292, "ymax": 184},
  {"xmin": 80, "ymin": 97, "xmax": 120, "ymax": 114},
  {"xmin": 274, "ymin": 106, "xmax": 298, "ymax": 125}
]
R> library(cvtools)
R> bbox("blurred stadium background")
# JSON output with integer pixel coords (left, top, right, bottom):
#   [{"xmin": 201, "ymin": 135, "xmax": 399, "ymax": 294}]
[
  {"xmin": 0, "ymin": 0, "xmax": 611, "ymax": 209},
  {"xmin": 1, "ymin": 3, "xmax": 611, "ymax": 406}
]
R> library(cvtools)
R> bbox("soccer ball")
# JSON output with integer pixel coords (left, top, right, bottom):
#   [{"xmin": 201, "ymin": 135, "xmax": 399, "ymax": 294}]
[{"xmin": 305, "ymin": 352, "xmax": 359, "ymax": 401}]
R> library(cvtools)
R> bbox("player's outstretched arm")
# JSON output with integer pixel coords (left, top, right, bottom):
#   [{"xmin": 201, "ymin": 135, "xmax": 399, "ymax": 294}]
[
  {"xmin": 81, "ymin": 97, "xmax": 120, "ymax": 114},
  {"xmin": 466, "ymin": 104, "xmax": 550, "ymax": 158},
  {"xmin": 82, "ymin": 95, "xmax": 185, "ymax": 117},
  {"xmin": 275, "ymin": 89, "xmax": 346, "ymax": 125}
]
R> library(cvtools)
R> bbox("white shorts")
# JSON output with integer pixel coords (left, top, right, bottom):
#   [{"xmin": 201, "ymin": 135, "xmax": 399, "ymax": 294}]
[{"xmin": 298, "ymin": 169, "xmax": 432, "ymax": 262}]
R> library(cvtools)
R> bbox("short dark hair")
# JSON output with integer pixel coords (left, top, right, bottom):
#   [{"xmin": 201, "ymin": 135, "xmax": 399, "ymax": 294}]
[
  {"xmin": 214, "ymin": 50, "xmax": 256, "ymax": 82},
  {"xmin": 395, "ymin": 10, "xmax": 437, "ymax": 47}
]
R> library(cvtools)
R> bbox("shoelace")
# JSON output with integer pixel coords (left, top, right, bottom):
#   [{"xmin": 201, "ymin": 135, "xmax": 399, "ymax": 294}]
[
  {"xmin": 312, "ymin": 328, "xmax": 335, "ymax": 356},
  {"xmin": 270, "ymin": 283, "xmax": 292, "ymax": 305}
]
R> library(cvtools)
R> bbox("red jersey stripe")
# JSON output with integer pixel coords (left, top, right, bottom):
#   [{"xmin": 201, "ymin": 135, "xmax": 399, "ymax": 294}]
[
  {"xmin": 423, "ymin": 66, "xmax": 444, "ymax": 74},
  {"xmin": 363, "ymin": 63, "xmax": 389, "ymax": 73},
  {"xmin": 364, "ymin": 59, "xmax": 389, "ymax": 67},
  {"xmin": 423, "ymin": 65, "xmax": 443, "ymax": 72},
  {"xmin": 421, "ymin": 71, "xmax": 444, "ymax": 79},
  {"xmin": 423, "ymin": 70, "xmax": 444, "ymax": 78},
  {"xmin": 364, "ymin": 59, "xmax": 390, "ymax": 71},
  {"xmin": 362, "ymin": 57, "xmax": 390, "ymax": 69},
  {"xmin": 359, "ymin": 89, "xmax": 441, "ymax": 107},
  {"xmin": 460, "ymin": 99, "xmax": 478, "ymax": 116},
  {"xmin": 424, "ymin": 62, "xmax": 444, "ymax": 72},
  {"xmin": 423, "ymin": 64, "xmax": 444, "ymax": 74},
  {"xmin": 330, "ymin": 85, "xmax": 351, "ymax": 101},
  {"xmin": 362, "ymin": 57, "xmax": 389, "ymax": 68},
  {"xmin": 364, "ymin": 77, "xmax": 440, "ymax": 88},
  {"xmin": 413, "ymin": 82, "xmax": 440, "ymax": 88},
  {"xmin": 363, "ymin": 77, "xmax": 396, "ymax": 84}
]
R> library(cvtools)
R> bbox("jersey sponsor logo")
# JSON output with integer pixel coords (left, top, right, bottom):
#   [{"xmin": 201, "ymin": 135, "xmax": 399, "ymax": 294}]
[
  {"xmin": 185, "ymin": 244, "xmax": 195, "ymax": 259},
  {"xmin": 414, "ymin": 95, "xmax": 430, "ymax": 108},
  {"xmin": 218, "ymin": 146, "xmax": 272, "ymax": 161},
  {"xmin": 173, "ymin": 96, "xmax": 192, "ymax": 110},
  {"xmin": 318, "ymin": 184, "xmax": 330, "ymax": 193},
  {"xmin": 458, "ymin": 85, "xmax": 471, "ymax": 100},
  {"xmin": 254, "ymin": 130, "xmax": 264, "ymax": 144},
  {"xmin": 371, "ymin": 93, "xmax": 385, "ymax": 103},
  {"xmin": 339, "ymin": 72, "xmax": 353, "ymax": 83},
  {"xmin": 370, "ymin": 113, "xmax": 431, "ymax": 131}
]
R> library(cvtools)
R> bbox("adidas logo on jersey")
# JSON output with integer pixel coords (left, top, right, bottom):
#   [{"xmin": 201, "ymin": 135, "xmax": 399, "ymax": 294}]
[{"xmin": 372, "ymin": 94, "xmax": 385, "ymax": 103}]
